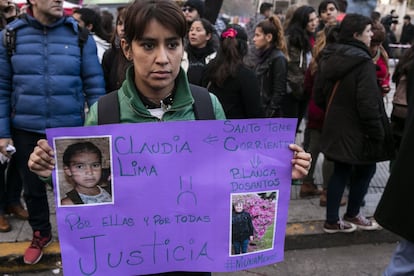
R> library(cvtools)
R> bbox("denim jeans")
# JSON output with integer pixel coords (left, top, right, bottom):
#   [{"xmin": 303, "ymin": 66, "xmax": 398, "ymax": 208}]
[
  {"xmin": 0, "ymin": 157, "xmax": 24, "ymax": 214},
  {"xmin": 384, "ymin": 239, "xmax": 414, "ymax": 276},
  {"xmin": 12, "ymin": 129, "xmax": 50, "ymax": 234},
  {"xmin": 326, "ymin": 161, "xmax": 376, "ymax": 223},
  {"xmin": 233, "ymin": 239, "xmax": 249, "ymax": 254}
]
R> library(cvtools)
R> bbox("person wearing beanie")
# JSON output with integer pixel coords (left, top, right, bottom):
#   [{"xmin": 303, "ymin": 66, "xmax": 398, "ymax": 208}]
[{"xmin": 182, "ymin": 0, "xmax": 204, "ymax": 24}]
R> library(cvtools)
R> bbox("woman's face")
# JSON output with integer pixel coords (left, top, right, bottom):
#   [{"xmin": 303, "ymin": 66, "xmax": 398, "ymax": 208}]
[
  {"xmin": 188, "ymin": 20, "xmax": 211, "ymax": 48},
  {"xmin": 121, "ymin": 19, "xmax": 184, "ymax": 98},
  {"xmin": 306, "ymin": 12, "xmax": 319, "ymax": 33},
  {"xmin": 116, "ymin": 16, "xmax": 125, "ymax": 38},
  {"xmin": 253, "ymin": 27, "xmax": 271, "ymax": 50},
  {"xmin": 234, "ymin": 203, "xmax": 243, "ymax": 213},
  {"xmin": 355, "ymin": 24, "xmax": 373, "ymax": 47},
  {"xmin": 320, "ymin": 3, "xmax": 338, "ymax": 26}
]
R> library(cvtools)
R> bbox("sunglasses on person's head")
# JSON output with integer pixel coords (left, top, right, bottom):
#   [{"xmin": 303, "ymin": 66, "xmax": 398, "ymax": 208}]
[{"xmin": 182, "ymin": 6, "xmax": 194, "ymax": 12}]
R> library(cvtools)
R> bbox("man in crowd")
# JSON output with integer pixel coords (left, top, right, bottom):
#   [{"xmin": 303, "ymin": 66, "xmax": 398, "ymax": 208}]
[
  {"xmin": 400, "ymin": 15, "xmax": 414, "ymax": 45},
  {"xmin": 246, "ymin": 2, "xmax": 273, "ymax": 41},
  {"xmin": 0, "ymin": 0, "xmax": 105, "ymax": 265},
  {"xmin": 182, "ymin": 0, "xmax": 204, "ymax": 25}
]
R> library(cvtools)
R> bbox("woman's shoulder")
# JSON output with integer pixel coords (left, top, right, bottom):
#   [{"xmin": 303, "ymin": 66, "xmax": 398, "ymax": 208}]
[{"xmin": 270, "ymin": 49, "xmax": 287, "ymax": 61}]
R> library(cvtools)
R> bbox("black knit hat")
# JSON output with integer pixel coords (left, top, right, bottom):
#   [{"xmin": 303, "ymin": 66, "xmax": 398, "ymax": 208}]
[{"xmin": 184, "ymin": 0, "xmax": 204, "ymax": 17}]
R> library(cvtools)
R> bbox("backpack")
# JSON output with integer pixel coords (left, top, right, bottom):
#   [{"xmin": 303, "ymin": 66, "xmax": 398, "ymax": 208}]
[
  {"xmin": 3, "ymin": 15, "xmax": 90, "ymax": 57},
  {"xmin": 391, "ymin": 74, "xmax": 408, "ymax": 119},
  {"xmin": 97, "ymin": 84, "xmax": 215, "ymax": 125}
]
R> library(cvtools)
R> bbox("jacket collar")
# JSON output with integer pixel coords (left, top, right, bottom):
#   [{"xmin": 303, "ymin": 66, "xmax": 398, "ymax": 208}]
[
  {"xmin": 22, "ymin": 10, "xmax": 78, "ymax": 32},
  {"xmin": 119, "ymin": 66, "xmax": 194, "ymax": 116}
]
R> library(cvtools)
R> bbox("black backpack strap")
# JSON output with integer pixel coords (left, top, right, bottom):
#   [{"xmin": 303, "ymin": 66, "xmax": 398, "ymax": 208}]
[
  {"xmin": 189, "ymin": 84, "xmax": 215, "ymax": 120},
  {"xmin": 97, "ymin": 90, "xmax": 120, "ymax": 125},
  {"xmin": 97, "ymin": 86, "xmax": 215, "ymax": 124},
  {"xmin": 66, "ymin": 190, "xmax": 84, "ymax": 204},
  {"xmin": 3, "ymin": 28, "xmax": 16, "ymax": 57},
  {"xmin": 3, "ymin": 15, "xmax": 28, "ymax": 58}
]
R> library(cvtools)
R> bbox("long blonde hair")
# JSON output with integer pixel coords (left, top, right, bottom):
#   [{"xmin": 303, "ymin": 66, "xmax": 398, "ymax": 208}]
[{"xmin": 309, "ymin": 25, "xmax": 336, "ymax": 75}]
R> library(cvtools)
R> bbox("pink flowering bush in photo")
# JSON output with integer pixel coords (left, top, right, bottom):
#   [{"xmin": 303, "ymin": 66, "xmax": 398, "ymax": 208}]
[{"xmin": 233, "ymin": 193, "xmax": 276, "ymax": 240}]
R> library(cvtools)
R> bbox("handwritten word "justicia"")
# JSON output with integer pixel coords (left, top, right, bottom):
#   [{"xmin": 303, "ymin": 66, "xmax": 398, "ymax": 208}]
[{"xmin": 77, "ymin": 232, "xmax": 213, "ymax": 275}]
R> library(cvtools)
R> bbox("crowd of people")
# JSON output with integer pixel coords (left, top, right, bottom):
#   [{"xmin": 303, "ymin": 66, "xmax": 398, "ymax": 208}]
[{"xmin": 0, "ymin": 0, "xmax": 412, "ymax": 274}]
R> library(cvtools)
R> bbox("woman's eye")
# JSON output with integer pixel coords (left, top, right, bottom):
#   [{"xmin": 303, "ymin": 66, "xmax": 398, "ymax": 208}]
[
  {"xmin": 168, "ymin": 42, "xmax": 179, "ymax": 49},
  {"xmin": 142, "ymin": 43, "xmax": 155, "ymax": 50}
]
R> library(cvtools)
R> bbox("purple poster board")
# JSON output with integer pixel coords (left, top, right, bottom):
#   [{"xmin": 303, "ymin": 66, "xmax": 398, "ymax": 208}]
[{"xmin": 46, "ymin": 118, "xmax": 297, "ymax": 275}]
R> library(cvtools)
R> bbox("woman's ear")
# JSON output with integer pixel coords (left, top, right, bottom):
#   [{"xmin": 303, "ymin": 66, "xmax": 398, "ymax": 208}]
[
  {"xmin": 353, "ymin": 32, "xmax": 360, "ymax": 40},
  {"xmin": 121, "ymin": 38, "xmax": 133, "ymax": 61},
  {"xmin": 265, "ymin": 33, "xmax": 273, "ymax": 43}
]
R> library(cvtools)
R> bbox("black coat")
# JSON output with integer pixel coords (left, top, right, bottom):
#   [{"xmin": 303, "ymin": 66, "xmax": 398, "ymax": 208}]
[
  {"xmin": 374, "ymin": 65, "xmax": 414, "ymax": 243},
  {"xmin": 314, "ymin": 41, "xmax": 394, "ymax": 164},
  {"xmin": 203, "ymin": 64, "xmax": 264, "ymax": 119},
  {"xmin": 400, "ymin": 23, "xmax": 414, "ymax": 44},
  {"xmin": 232, "ymin": 211, "xmax": 254, "ymax": 242},
  {"xmin": 254, "ymin": 48, "xmax": 288, "ymax": 117}
]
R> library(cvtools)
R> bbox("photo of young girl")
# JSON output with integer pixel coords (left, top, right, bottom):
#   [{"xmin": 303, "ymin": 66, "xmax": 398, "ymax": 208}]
[{"xmin": 54, "ymin": 137, "xmax": 113, "ymax": 206}]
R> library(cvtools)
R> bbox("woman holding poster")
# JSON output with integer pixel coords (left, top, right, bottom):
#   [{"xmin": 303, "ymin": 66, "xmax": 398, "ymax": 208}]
[{"xmin": 27, "ymin": 0, "xmax": 312, "ymax": 273}]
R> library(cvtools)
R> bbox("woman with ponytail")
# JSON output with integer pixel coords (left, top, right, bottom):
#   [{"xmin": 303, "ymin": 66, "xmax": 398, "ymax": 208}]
[
  {"xmin": 253, "ymin": 15, "xmax": 289, "ymax": 118},
  {"xmin": 202, "ymin": 24, "xmax": 264, "ymax": 119}
]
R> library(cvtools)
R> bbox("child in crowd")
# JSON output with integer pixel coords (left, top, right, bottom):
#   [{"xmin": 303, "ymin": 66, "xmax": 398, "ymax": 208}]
[
  {"xmin": 61, "ymin": 142, "xmax": 111, "ymax": 205},
  {"xmin": 231, "ymin": 200, "xmax": 255, "ymax": 254}
]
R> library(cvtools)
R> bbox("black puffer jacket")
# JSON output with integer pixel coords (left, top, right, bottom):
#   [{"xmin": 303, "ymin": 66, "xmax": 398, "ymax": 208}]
[{"xmin": 314, "ymin": 40, "xmax": 394, "ymax": 164}]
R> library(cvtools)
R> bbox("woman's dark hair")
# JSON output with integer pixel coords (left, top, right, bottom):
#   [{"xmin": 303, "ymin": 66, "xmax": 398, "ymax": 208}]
[
  {"xmin": 337, "ymin": 13, "xmax": 372, "ymax": 43},
  {"xmin": 101, "ymin": 10, "xmax": 114, "ymax": 37},
  {"xmin": 110, "ymin": 8, "xmax": 130, "ymax": 88},
  {"xmin": 256, "ymin": 15, "xmax": 289, "ymax": 58},
  {"xmin": 204, "ymin": 24, "xmax": 247, "ymax": 87},
  {"xmin": 63, "ymin": 142, "xmax": 102, "ymax": 167},
  {"xmin": 110, "ymin": 8, "xmax": 126, "ymax": 48},
  {"xmin": 123, "ymin": 0, "xmax": 187, "ymax": 44},
  {"xmin": 285, "ymin": 5, "xmax": 316, "ymax": 52},
  {"xmin": 73, "ymin": 8, "xmax": 111, "ymax": 42}
]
